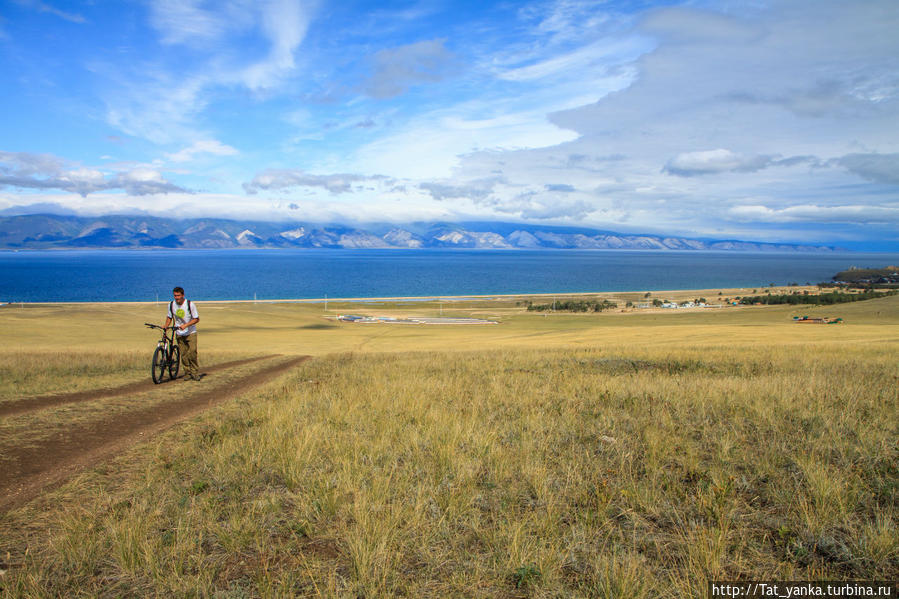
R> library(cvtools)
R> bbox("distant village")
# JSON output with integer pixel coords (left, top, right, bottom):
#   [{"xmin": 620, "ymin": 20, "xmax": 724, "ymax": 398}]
[{"xmin": 830, "ymin": 266, "xmax": 899, "ymax": 288}]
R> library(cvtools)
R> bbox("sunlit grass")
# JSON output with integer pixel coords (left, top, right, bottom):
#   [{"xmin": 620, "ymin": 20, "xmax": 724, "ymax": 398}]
[
  {"xmin": 3, "ymin": 341, "xmax": 896, "ymax": 596},
  {"xmin": 0, "ymin": 351, "xmax": 146, "ymax": 400},
  {"xmin": 0, "ymin": 349, "xmax": 257, "ymax": 401}
]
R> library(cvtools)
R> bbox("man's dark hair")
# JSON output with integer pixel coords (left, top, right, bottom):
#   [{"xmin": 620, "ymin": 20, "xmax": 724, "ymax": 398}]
[{"xmin": 173, "ymin": 286, "xmax": 185, "ymax": 294}]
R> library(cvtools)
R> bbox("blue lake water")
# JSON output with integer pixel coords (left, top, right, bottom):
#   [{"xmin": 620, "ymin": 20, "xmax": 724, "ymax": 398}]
[{"xmin": 1, "ymin": 249, "xmax": 897, "ymax": 303}]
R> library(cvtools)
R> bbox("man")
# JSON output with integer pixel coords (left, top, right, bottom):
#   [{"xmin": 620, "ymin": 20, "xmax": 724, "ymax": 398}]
[{"xmin": 164, "ymin": 286, "xmax": 200, "ymax": 381}]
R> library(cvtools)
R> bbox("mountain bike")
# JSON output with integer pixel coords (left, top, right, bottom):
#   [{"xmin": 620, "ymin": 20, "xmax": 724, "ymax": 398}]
[{"xmin": 144, "ymin": 323, "xmax": 180, "ymax": 383}]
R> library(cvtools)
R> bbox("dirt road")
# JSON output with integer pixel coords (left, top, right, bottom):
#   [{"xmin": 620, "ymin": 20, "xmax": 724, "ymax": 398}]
[
  {"xmin": 0, "ymin": 355, "xmax": 309, "ymax": 513},
  {"xmin": 0, "ymin": 355, "xmax": 274, "ymax": 418}
]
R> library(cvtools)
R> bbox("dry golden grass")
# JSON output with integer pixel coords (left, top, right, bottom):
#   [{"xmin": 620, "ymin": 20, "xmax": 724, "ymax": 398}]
[
  {"xmin": 0, "ymin": 351, "xmax": 146, "ymax": 400},
  {"xmin": 0, "ymin": 355, "xmax": 283, "ymax": 452},
  {"xmin": 2, "ymin": 290, "xmax": 897, "ymax": 357},
  {"xmin": 0, "ymin": 349, "xmax": 265, "ymax": 403},
  {"xmin": 1, "ymin": 294, "xmax": 897, "ymax": 597}
]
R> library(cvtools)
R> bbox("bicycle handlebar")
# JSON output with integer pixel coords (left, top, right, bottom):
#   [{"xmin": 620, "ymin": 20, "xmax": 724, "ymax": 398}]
[{"xmin": 145, "ymin": 323, "xmax": 176, "ymax": 333}]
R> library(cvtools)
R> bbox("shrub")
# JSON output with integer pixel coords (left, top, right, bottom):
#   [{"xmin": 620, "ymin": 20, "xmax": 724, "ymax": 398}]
[
  {"xmin": 738, "ymin": 290, "xmax": 897, "ymax": 306},
  {"xmin": 526, "ymin": 299, "xmax": 618, "ymax": 313}
]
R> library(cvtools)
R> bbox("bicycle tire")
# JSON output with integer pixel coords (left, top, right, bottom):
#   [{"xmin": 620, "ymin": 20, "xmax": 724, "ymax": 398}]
[
  {"xmin": 169, "ymin": 344, "xmax": 181, "ymax": 379},
  {"xmin": 152, "ymin": 345, "xmax": 167, "ymax": 384}
]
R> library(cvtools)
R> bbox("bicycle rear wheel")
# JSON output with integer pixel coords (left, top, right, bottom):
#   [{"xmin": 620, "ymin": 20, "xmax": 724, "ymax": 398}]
[
  {"xmin": 152, "ymin": 345, "xmax": 167, "ymax": 384},
  {"xmin": 169, "ymin": 344, "xmax": 181, "ymax": 379}
]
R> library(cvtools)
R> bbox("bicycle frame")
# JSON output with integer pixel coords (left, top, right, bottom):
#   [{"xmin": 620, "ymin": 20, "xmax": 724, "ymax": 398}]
[{"xmin": 144, "ymin": 322, "xmax": 181, "ymax": 383}]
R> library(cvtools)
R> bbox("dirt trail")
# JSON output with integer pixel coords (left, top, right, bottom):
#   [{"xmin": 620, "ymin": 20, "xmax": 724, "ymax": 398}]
[
  {"xmin": 0, "ymin": 355, "xmax": 276, "ymax": 418},
  {"xmin": 0, "ymin": 355, "xmax": 310, "ymax": 513}
]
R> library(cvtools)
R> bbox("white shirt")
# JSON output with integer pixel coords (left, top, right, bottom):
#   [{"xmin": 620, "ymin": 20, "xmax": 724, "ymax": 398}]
[{"xmin": 168, "ymin": 299, "xmax": 199, "ymax": 337}]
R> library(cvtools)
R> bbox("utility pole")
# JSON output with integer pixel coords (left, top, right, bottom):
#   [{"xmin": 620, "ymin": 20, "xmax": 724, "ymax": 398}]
[{"xmin": 325, "ymin": 294, "xmax": 328, "ymax": 311}]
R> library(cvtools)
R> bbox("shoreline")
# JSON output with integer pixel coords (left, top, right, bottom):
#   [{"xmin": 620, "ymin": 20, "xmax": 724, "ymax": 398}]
[{"xmin": 2, "ymin": 286, "xmax": 815, "ymax": 307}]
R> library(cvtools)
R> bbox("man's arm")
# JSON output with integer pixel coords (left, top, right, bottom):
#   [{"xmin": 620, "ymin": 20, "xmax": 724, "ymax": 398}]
[
  {"xmin": 179, "ymin": 316, "xmax": 199, "ymax": 331},
  {"xmin": 178, "ymin": 303, "xmax": 199, "ymax": 331}
]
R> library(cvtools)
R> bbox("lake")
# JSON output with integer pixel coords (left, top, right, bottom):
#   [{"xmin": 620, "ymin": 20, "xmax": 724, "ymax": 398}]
[{"xmin": 1, "ymin": 249, "xmax": 897, "ymax": 303}]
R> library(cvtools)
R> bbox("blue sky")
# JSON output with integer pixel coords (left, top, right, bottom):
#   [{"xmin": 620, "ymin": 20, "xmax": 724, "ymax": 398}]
[{"xmin": 1, "ymin": 0, "xmax": 897, "ymax": 248}]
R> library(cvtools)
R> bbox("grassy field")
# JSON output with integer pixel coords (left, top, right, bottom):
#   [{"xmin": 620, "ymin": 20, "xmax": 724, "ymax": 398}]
[
  {"xmin": 1, "ymin": 293, "xmax": 897, "ymax": 596},
  {"xmin": 1, "ymin": 285, "xmax": 895, "ymax": 358}
]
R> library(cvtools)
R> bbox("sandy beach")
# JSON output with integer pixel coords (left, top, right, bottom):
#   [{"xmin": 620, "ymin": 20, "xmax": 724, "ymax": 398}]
[{"xmin": 9, "ymin": 285, "xmax": 821, "ymax": 306}]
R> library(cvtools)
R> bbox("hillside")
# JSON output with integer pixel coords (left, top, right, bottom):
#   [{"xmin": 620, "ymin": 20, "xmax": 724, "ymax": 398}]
[
  {"xmin": 0, "ymin": 214, "xmax": 840, "ymax": 251},
  {"xmin": 832, "ymin": 266, "xmax": 899, "ymax": 287}
]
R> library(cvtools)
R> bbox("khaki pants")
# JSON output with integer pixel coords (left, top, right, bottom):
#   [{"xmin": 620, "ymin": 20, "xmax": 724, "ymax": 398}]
[{"xmin": 177, "ymin": 333, "xmax": 199, "ymax": 376}]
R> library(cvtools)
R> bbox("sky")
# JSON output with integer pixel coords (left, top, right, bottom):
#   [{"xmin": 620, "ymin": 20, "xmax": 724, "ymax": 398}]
[{"xmin": 1, "ymin": 0, "xmax": 898, "ymax": 249}]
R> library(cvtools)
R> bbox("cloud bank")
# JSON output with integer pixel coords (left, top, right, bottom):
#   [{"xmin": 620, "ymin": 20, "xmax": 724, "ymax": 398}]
[
  {"xmin": 0, "ymin": 152, "xmax": 188, "ymax": 196},
  {"xmin": 243, "ymin": 169, "xmax": 387, "ymax": 195}
]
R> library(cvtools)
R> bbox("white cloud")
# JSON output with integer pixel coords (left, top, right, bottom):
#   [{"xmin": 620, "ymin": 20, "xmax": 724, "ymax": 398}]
[
  {"xmin": 0, "ymin": 190, "xmax": 453, "ymax": 223},
  {"xmin": 639, "ymin": 5, "xmax": 760, "ymax": 44},
  {"xmin": 148, "ymin": 0, "xmax": 237, "ymax": 46},
  {"xmin": 166, "ymin": 140, "xmax": 239, "ymax": 163},
  {"xmin": 0, "ymin": 151, "xmax": 188, "ymax": 196},
  {"xmin": 349, "ymin": 100, "xmax": 588, "ymax": 180},
  {"xmin": 664, "ymin": 149, "xmax": 776, "ymax": 176},
  {"xmin": 0, "ymin": 151, "xmax": 65, "ymax": 176},
  {"xmin": 729, "ymin": 204, "xmax": 899, "ymax": 225},
  {"xmin": 8, "ymin": 0, "xmax": 897, "ymax": 244},
  {"xmin": 342, "ymin": 1, "xmax": 648, "ymax": 180},
  {"xmin": 106, "ymin": 0, "xmax": 314, "ymax": 143},
  {"xmin": 240, "ymin": 0, "xmax": 312, "ymax": 91},
  {"xmin": 836, "ymin": 153, "xmax": 899, "ymax": 185},
  {"xmin": 432, "ymin": 0, "xmax": 899, "ymax": 238},
  {"xmin": 497, "ymin": 37, "xmax": 642, "ymax": 83},
  {"xmin": 361, "ymin": 39, "xmax": 457, "ymax": 99},
  {"xmin": 519, "ymin": 0, "xmax": 616, "ymax": 45},
  {"xmin": 105, "ymin": 73, "xmax": 210, "ymax": 144},
  {"xmin": 243, "ymin": 169, "xmax": 387, "ymax": 194},
  {"xmin": 14, "ymin": 0, "xmax": 86, "ymax": 23},
  {"xmin": 476, "ymin": 190, "xmax": 595, "ymax": 220},
  {"xmin": 419, "ymin": 179, "xmax": 498, "ymax": 201}
]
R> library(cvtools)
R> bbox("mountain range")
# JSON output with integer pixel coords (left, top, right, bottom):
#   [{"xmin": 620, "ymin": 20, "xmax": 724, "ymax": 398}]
[{"xmin": 0, "ymin": 214, "xmax": 840, "ymax": 252}]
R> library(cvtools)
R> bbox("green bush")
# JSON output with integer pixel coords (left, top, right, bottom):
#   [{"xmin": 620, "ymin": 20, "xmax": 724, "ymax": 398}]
[
  {"xmin": 526, "ymin": 299, "xmax": 618, "ymax": 312},
  {"xmin": 739, "ymin": 290, "xmax": 897, "ymax": 306}
]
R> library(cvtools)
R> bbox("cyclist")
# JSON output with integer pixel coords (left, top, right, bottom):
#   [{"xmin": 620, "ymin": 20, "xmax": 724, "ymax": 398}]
[{"xmin": 163, "ymin": 286, "xmax": 200, "ymax": 381}]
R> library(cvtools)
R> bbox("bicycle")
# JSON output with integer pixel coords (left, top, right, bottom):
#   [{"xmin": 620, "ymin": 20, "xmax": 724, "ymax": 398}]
[{"xmin": 144, "ymin": 322, "xmax": 181, "ymax": 383}]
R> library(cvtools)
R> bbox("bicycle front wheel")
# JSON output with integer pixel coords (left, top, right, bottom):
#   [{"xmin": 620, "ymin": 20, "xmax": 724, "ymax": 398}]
[
  {"xmin": 169, "ymin": 344, "xmax": 181, "ymax": 379},
  {"xmin": 152, "ymin": 345, "xmax": 167, "ymax": 384}
]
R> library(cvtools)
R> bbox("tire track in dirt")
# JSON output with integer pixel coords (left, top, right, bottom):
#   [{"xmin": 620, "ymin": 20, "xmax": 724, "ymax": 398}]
[
  {"xmin": 0, "ymin": 355, "xmax": 277, "ymax": 418},
  {"xmin": 0, "ymin": 355, "xmax": 310, "ymax": 513}
]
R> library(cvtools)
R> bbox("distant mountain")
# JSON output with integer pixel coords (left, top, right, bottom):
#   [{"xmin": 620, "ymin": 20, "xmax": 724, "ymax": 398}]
[{"xmin": 0, "ymin": 214, "xmax": 840, "ymax": 252}]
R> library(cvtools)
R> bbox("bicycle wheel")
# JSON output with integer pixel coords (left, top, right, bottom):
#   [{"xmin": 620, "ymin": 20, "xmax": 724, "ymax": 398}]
[
  {"xmin": 169, "ymin": 344, "xmax": 181, "ymax": 379},
  {"xmin": 152, "ymin": 345, "xmax": 167, "ymax": 384}
]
